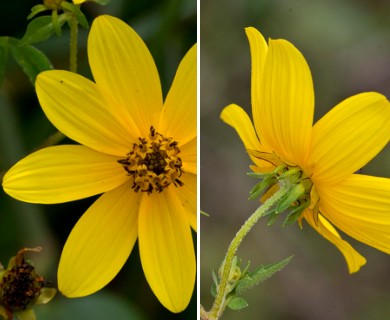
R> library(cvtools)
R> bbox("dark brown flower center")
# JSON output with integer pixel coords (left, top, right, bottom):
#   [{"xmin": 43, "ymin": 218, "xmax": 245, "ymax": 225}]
[
  {"xmin": 118, "ymin": 126, "xmax": 184, "ymax": 193},
  {"xmin": 0, "ymin": 262, "xmax": 44, "ymax": 311}
]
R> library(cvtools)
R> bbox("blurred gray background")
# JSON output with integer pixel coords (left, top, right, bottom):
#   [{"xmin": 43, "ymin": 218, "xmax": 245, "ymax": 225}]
[{"xmin": 200, "ymin": 0, "xmax": 390, "ymax": 319}]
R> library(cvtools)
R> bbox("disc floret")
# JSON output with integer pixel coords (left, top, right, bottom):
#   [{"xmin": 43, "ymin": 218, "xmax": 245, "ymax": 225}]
[{"xmin": 118, "ymin": 126, "xmax": 184, "ymax": 193}]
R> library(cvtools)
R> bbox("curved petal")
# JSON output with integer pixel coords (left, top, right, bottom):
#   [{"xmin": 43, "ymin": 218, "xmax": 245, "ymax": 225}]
[
  {"xmin": 72, "ymin": 0, "xmax": 86, "ymax": 4},
  {"xmin": 89, "ymin": 15, "xmax": 163, "ymax": 136},
  {"xmin": 245, "ymin": 27, "xmax": 269, "ymax": 147},
  {"xmin": 221, "ymin": 104, "xmax": 273, "ymax": 167},
  {"xmin": 159, "ymin": 44, "xmax": 197, "ymax": 145},
  {"xmin": 303, "ymin": 211, "xmax": 366, "ymax": 273},
  {"xmin": 174, "ymin": 173, "xmax": 197, "ymax": 231},
  {"xmin": 258, "ymin": 38, "xmax": 314, "ymax": 166},
  {"xmin": 316, "ymin": 174, "xmax": 390, "ymax": 254},
  {"xmin": 36, "ymin": 70, "xmax": 134, "ymax": 156},
  {"xmin": 2, "ymin": 145, "xmax": 128, "ymax": 204},
  {"xmin": 180, "ymin": 137, "xmax": 196, "ymax": 174},
  {"xmin": 138, "ymin": 189, "xmax": 195, "ymax": 313},
  {"xmin": 58, "ymin": 180, "xmax": 140, "ymax": 297},
  {"xmin": 311, "ymin": 93, "xmax": 390, "ymax": 185}
]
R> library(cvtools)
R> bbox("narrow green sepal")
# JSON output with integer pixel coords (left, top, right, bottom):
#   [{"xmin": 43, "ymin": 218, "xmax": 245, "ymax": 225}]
[
  {"xmin": 247, "ymin": 165, "xmax": 285, "ymax": 179},
  {"xmin": 227, "ymin": 296, "xmax": 249, "ymax": 311},
  {"xmin": 248, "ymin": 176, "xmax": 276, "ymax": 200},
  {"xmin": 267, "ymin": 212, "xmax": 279, "ymax": 226},
  {"xmin": 19, "ymin": 14, "xmax": 68, "ymax": 46},
  {"xmin": 278, "ymin": 168, "xmax": 302, "ymax": 183},
  {"xmin": 283, "ymin": 200, "xmax": 310, "ymax": 226},
  {"xmin": 236, "ymin": 256, "xmax": 293, "ymax": 294},
  {"xmin": 61, "ymin": 2, "xmax": 89, "ymax": 29},
  {"xmin": 27, "ymin": 4, "xmax": 48, "ymax": 20},
  {"xmin": 275, "ymin": 183, "xmax": 305, "ymax": 213}
]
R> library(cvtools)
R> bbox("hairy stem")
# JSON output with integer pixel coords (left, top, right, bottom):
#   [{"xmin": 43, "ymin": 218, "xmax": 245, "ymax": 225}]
[{"xmin": 202, "ymin": 185, "xmax": 289, "ymax": 320}]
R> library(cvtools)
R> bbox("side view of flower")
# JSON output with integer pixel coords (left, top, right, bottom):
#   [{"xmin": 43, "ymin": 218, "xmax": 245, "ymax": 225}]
[
  {"xmin": 221, "ymin": 27, "xmax": 390, "ymax": 273},
  {"xmin": 2, "ymin": 15, "xmax": 196, "ymax": 313}
]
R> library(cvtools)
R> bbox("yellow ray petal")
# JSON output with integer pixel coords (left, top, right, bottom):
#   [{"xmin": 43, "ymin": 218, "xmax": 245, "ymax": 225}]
[
  {"xmin": 258, "ymin": 38, "xmax": 314, "ymax": 166},
  {"xmin": 159, "ymin": 44, "xmax": 197, "ymax": 145},
  {"xmin": 174, "ymin": 173, "xmax": 197, "ymax": 231},
  {"xmin": 138, "ymin": 190, "xmax": 195, "ymax": 313},
  {"xmin": 245, "ymin": 27, "xmax": 269, "ymax": 147},
  {"xmin": 221, "ymin": 104, "xmax": 271, "ymax": 167},
  {"xmin": 180, "ymin": 137, "xmax": 196, "ymax": 174},
  {"xmin": 2, "ymin": 145, "xmax": 128, "ymax": 204},
  {"xmin": 58, "ymin": 180, "xmax": 139, "ymax": 297},
  {"xmin": 89, "ymin": 15, "xmax": 163, "ymax": 136},
  {"xmin": 72, "ymin": 0, "xmax": 86, "ymax": 4},
  {"xmin": 36, "ymin": 70, "xmax": 134, "ymax": 156},
  {"xmin": 311, "ymin": 92, "xmax": 390, "ymax": 185},
  {"xmin": 316, "ymin": 174, "xmax": 390, "ymax": 254},
  {"xmin": 303, "ymin": 211, "xmax": 366, "ymax": 273}
]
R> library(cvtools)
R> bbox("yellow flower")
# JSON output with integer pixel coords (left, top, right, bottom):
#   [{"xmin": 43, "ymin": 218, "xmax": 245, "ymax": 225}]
[
  {"xmin": 2, "ymin": 15, "xmax": 196, "ymax": 313},
  {"xmin": 221, "ymin": 27, "xmax": 390, "ymax": 273}
]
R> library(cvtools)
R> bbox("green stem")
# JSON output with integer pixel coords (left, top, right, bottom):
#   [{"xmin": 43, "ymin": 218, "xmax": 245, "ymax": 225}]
[
  {"xmin": 69, "ymin": 13, "xmax": 78, "ymax": 73},
  {"xmin": 203, "ymin": 185, "xmax": 289, "ymax": 320}
]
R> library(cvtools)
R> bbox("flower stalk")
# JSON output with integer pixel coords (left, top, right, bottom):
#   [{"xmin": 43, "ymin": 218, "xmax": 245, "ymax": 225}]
[
  {"xmin": 201, "ymin": 184, "xmax": 290, "ymax": 320},
  {"xmin": 69, "ymin": 12, "xmax": 78, "ymax": 73}
]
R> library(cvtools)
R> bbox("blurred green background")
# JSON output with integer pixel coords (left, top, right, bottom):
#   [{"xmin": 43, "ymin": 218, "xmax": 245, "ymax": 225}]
[
  {"xmin": 0, "ymin": 0, "xmax": 196, "ymax": 319},
  {"xmin": 200, "ymin": 0, "xmax": 390, "ymax": 319}
]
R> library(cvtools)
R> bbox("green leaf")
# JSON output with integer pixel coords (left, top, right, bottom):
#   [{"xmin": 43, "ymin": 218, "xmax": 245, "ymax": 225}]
[
  {"xmin": 227, "ymin": 296, "xmax": 248, "ymax": 311},
  {"xmin": 19, "ymin": 14, "xmax": 68, "ymax": 46},
  {"xmin": 61, "ymin": 2, "xmax": 89, "ymax": 29},
  {"xmin": 0, "ymin": 37, "xmax": 10, "ymax": 87},
  {"xmin": 10, "ymin": 39, "xmax": 53, "ymax": 86},
  {"xmin": 27, "ymin": 4, "xmax": 48, "ymax": 20},
  {"xmin": 236, "ymin": 256, "xmax": 293, "ymax": 294}
]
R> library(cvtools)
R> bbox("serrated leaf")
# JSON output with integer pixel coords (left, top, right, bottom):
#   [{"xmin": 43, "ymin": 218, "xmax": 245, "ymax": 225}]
[
  {"xmin": 19, "ymin": 15, "xmax": 68, "ymax": 46},
  {"xmin": 61, "ymin": 1, "xmax": 89, "ymax": 29},
  {"xmin": 236, "ymin": 256, "xmax": 293, "ymax": 294},
  {"xmin": 227, "ymin": 296, "xmax": 248, "ymax": 311},
  {"xmin": 0, "ymin": 37, "xmax": 10, "ymax": 87},
  {"xmin": 10, "ymin": 40, "xmax": 53, "ymax": 86}
]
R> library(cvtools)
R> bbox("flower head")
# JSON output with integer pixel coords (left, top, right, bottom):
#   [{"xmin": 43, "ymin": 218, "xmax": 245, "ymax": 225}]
[
  {"xmin": 221, "ymin": 27, "xmax": 390, "ymax": 273},
  {"xmin": 0, "ymin": 247, "xmax": 56, "ymax": 320},
  {"xmin": 2, "ymin": 15, "xmax": 196, "ymax": 313}
]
